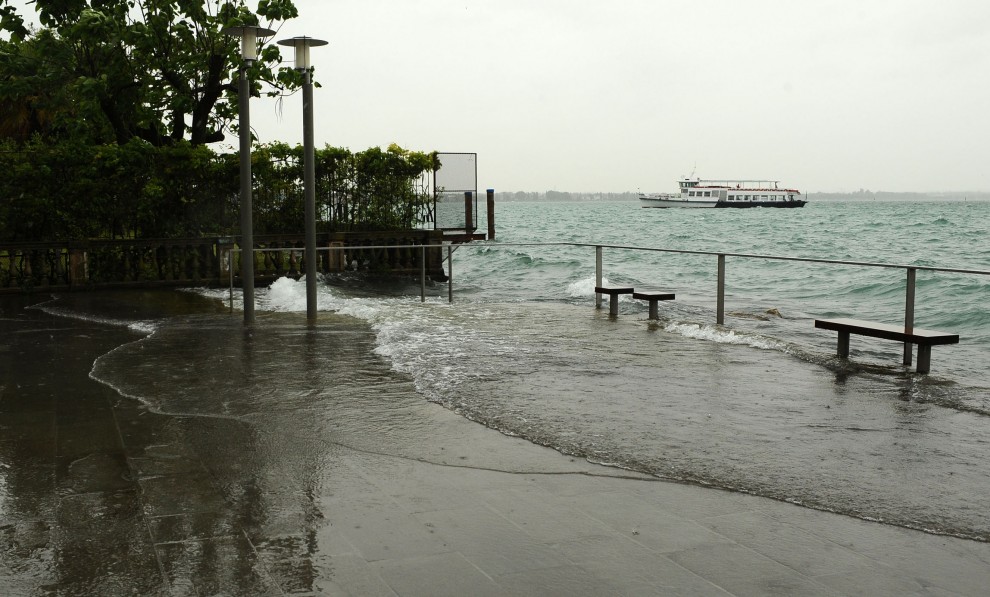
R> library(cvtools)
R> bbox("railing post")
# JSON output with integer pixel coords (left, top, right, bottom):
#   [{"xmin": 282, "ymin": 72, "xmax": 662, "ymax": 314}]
[
  {"xmin": 421, "ymin": 245, "xmax": 426, "ymax": 303},
  {"xmin": 595, "ymin": 246, "xmax": 603, "ymax": 309},
  {"xmin": 717, "ymin": 254, "xmax": 726, "ymax": 325},
  {"xmin": 447, "ymin": 245, "xmax": 453, "ymax": 304},
  {"xmin": 904, "ymin": 267, "xmax": 916, "ymax": 366},
  {"xmin": 68, "ymin": 245, "xmax": 87, "ymax": 289}
]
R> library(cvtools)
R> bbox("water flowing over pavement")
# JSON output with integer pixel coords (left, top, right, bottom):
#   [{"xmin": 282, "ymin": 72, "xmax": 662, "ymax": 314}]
[{"xmin": 3, "ymin": 290, "xmax": 990, "ymax": 596}]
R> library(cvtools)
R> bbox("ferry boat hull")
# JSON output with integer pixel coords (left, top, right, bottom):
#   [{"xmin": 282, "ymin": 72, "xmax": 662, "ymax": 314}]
[
  {"xmin": 640, "ymin": 196, "xmax": 807, "ymax": 208},
  {"xmin": 640, "ymin": 176, "xmax": 807, "ymax": 209}
]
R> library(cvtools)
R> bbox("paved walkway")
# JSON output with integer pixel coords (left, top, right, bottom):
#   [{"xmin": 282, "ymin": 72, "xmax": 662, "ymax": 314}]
[{"xmin": 2, "ymin": 294, "xmax": 989, "ymax": 596}]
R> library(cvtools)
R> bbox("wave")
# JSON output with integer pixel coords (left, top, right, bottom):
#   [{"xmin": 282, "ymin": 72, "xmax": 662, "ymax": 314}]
[
  {"xmin": 664, "ymin": 321, "xmax": 788, "ymax": 351},
  {"xmin": 29, "ymin": 298, "xmax": 160, "ymax": 335}
]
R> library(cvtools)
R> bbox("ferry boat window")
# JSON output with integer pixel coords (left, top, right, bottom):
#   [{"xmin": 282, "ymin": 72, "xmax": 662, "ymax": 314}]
[
  {"xmin": 761, "ymin": 195, "xmax": 768, "ymax": 200},
  {"xmin": 703, "ymin": 191, "xmax": 711, "ymax": 197},
  {"xmin": 689, "ymin": 191, "xmax": 695, "ymax": 197}
]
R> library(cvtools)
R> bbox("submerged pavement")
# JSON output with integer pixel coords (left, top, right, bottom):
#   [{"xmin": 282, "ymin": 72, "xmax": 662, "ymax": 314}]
[{"xmin": 2, "ymin": 293, "xmax": 990, "ymax": 596}]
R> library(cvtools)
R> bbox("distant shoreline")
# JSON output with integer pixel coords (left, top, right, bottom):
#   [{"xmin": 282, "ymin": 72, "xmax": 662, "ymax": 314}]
[{"xmin": 494, "ymin": 191, "xmax": 990, "ymax": 202}]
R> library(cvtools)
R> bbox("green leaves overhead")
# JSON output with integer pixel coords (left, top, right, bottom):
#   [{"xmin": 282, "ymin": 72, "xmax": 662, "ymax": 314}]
[{"xmin": 0, "ymin": 1, "xmax": 303, "ymax": 146}]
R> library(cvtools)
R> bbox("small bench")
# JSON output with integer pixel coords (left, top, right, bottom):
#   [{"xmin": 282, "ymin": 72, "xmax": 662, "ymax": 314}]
[
  {"xmin": 814, "ymin": 318, "xmax": 959, "ymax": 374},
  {"xmin": 632, "ymin": 290, "xmax": 675, "ymax": 320},
  {"xmin": 595, "ymin": 286, "xmax": 634, "ymax": 316}
]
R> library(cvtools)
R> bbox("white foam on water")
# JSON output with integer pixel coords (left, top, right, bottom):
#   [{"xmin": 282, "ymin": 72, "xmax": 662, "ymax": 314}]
[
  {"xmin": 203, "ymin": 277, "xmax": 485, "ymax": 402},
  {"xmin": 29, "ymin": 301, "xmax": 160, "ymax": 335},
  {"xmin": 664, "ymin": 321, "xmax": 787, "ymax": 351},
  {"xmin": 567, "ymin": 276, "xmax": 627, "ymax": 300}
]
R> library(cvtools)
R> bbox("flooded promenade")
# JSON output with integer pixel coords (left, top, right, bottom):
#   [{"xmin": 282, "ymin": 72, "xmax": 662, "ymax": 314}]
[{"xmin": 2, "ymin": 290, "xmax": 990, "ymax": 596}]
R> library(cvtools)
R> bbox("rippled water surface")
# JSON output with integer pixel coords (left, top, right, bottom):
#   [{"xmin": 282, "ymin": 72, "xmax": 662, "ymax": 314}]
[{"xmin": 57, "ymin": 200, "xmax": 990, "ymax": 540}]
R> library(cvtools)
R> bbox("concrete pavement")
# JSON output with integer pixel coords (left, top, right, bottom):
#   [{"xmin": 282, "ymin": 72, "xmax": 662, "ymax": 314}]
[{"xmin": 2, "ymin": 293, "xmax": 989, "ymax": 596}]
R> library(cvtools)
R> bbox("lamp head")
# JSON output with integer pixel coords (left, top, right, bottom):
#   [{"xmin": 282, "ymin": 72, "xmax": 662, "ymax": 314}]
[
  {"xmin": 277, "ymin": 36, "xmax": 329, "ymax": 70},
  {"xmin": 224, "ymin": 25, "xmax": 277, "ymax": 62}
]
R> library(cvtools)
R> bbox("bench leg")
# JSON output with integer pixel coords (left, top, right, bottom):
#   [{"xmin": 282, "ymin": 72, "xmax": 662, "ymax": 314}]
[
  {"xmin": 648, "ymin": 300, "xmax": 658, "ymax": 320},
  {"xmin": 609, "ymin": 295, "xmax": 619, "ymax": 316},
  {"xmin": 916, "ymin": 345, "xmax": 932, "ymax": 374},
  {"xmin": 836, "ymin": 331, "xmax": 850, "ymax": 358}
]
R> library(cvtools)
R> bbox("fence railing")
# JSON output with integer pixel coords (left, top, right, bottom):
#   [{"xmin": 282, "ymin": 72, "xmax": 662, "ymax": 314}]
[
  {"xmin": 476, "ymin": 241, "xmax": 989, "ymax": 368},
  {"xmin": 0, "ymin": 231, "xmax": 448, "ymax": 293},
  {"xmin": 232, "ymin": 239, "xmax": 989, "ymax": 324},
  {"xmin": 8, "ymin": 236, "xmax": 989, "ymax": 364}
]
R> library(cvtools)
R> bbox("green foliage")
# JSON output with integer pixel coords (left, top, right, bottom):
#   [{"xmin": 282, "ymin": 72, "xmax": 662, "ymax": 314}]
[
  {"xmin": 0, "ymin": 2, "xmax": 441, "ymax": 243},
  {"xmin": 0, "ymin": 138, "xmax": 437, "ymax": 242},
  {"xmin": 0, "ymin": 0, "xmax": 302, "ymax": 146},
  {"xmin": 0, "ymin": 137, "xmax": 237, "ymax": 241},
  {"xmin": 253, "ymin": 142, "xmax": 438, "ymax": 234}
]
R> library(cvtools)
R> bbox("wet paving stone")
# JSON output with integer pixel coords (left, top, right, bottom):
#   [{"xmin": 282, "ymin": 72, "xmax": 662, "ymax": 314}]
[
  {"xmin": 56, "ymin": 451, "xmax": 133, "ymax": 496},
  {"xmin": 0, "ymin": 519, "xmax": 55, "ymax": 595},
  {"xmin": 156, "ymin": 535, "xmax": 283, "ymax": 596},
  {"xmin": 54, "ymin": 490, "xmax": 166, "ymax": 596},
  {"xmin": 137, "ymin": 471, "xmax": 229, "ymax": 520}
]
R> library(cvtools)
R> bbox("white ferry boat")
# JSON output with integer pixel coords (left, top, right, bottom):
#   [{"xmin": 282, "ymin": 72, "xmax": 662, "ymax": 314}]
[{"xmin": 640, "ymin": 177, "xmax": 806, "ymax": 208}]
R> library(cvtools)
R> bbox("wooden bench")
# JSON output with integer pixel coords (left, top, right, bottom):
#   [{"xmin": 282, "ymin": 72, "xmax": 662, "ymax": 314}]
[
  {"xmin": 814, "ymin": 318, "xmax": 959, "ymax": 374},
  {"xmin": 632, "ymin": 290, "xmax": 675, "ymax": 320},
  {"xmin": 595, "ymin": 286, "xmax": 634, "ymax": 316}
]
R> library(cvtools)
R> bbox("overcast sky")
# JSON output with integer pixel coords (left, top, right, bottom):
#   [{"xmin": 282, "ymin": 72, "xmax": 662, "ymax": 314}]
[{"xmin": 8, "ymin": 1, "xmax": 990, "ymax": 192}]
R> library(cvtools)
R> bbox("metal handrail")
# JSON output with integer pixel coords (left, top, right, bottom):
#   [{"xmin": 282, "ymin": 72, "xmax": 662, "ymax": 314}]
[
  {"xmin": 475, "ymin": 241, "xmax": 989, "ymax": 368},
  {"xmin": 479, "ymin": 241, "xmax": 990, "ymax": 277},
  {"xmin": 229, "ymin": 241, "xmax": 988, "ymax": 368},
  {"xmin": 226, "ymin": 243, "xmax": 455, "ymax": 307}
]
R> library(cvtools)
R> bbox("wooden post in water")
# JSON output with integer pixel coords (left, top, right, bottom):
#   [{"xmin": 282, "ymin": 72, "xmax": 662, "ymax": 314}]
[
  {"xmin": 486, "ymin": 189, "xmax": 495, "ymax": 240},
  {"xmin": 464, "ymin": 191, "xmax": 473, "ymax": 232},
  {"xmin": 903, "ymin": 267, "xmax": 916, "ymax": 366},
  {"xmin": 420, "ymin": 245, "xmax": 426, "ymax": 303}
]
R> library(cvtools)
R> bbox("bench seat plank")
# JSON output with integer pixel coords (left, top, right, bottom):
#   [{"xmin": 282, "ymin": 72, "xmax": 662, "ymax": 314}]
[
  {"xmin": 632, "ymin": 290, "xmax": 675, "ymax": 320},
  {"xmin": 595, "ymin": 286, "xmax": 634, "ymax": 316},
  {"xmin": 815, "ymin": 317, "xmax": 958, "ymax": 374},
  {"xmin": 631, "ymin": 291, "xmax": 675, "ymax": 301},
  {"xmin": 814, "ymin": 318, "xmax": 959, "ymax": 345}
]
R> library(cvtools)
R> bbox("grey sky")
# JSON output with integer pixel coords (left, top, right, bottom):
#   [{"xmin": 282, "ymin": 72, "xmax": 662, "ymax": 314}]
[
  {"xmin": 259, "ymin": 0, "xmax": 990, "ymax": 193},
  {"xmin": 8, "ymin": 1, "xmax": 990, "ymax": 192}
]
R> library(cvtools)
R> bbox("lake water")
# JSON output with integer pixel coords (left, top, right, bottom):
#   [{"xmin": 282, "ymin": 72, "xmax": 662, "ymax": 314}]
[{"xmin": 44, "ymin": 199, "xmax": 990, "ymax": 541}]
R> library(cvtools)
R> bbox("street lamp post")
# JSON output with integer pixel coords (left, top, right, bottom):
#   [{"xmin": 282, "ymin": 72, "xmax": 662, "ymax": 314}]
[
  {"xmin": 277, "ymin": 36, "xmax": 328, "ymax": 321},
  {"xmin": 224, "ymin": 25, "xmax": 275, "ymax": 325}
]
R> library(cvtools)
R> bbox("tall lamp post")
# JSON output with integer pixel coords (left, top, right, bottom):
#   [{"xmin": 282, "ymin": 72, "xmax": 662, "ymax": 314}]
[
  {"xmin": 224, "ymin": 25, "xmax": 275, "ymax": 325},
  {"xmin": 277, "ymin": 36, "xmax": 328, "ymax": 321}
]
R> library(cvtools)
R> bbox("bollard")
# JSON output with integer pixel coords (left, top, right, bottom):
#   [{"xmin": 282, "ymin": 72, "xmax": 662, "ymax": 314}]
[
  {"xmin": 464, "ymin": 191, "xmax": 473, "ymax": 232},
  {"xmin": 486, "ymin": 189, "xmax": 495, "ymax": 240}
]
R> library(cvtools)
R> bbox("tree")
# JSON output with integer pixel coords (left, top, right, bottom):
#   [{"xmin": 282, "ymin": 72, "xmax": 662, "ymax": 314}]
[{"xmin": 0, "ymin": 0, "xmax": 302, "ymax": 146}]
